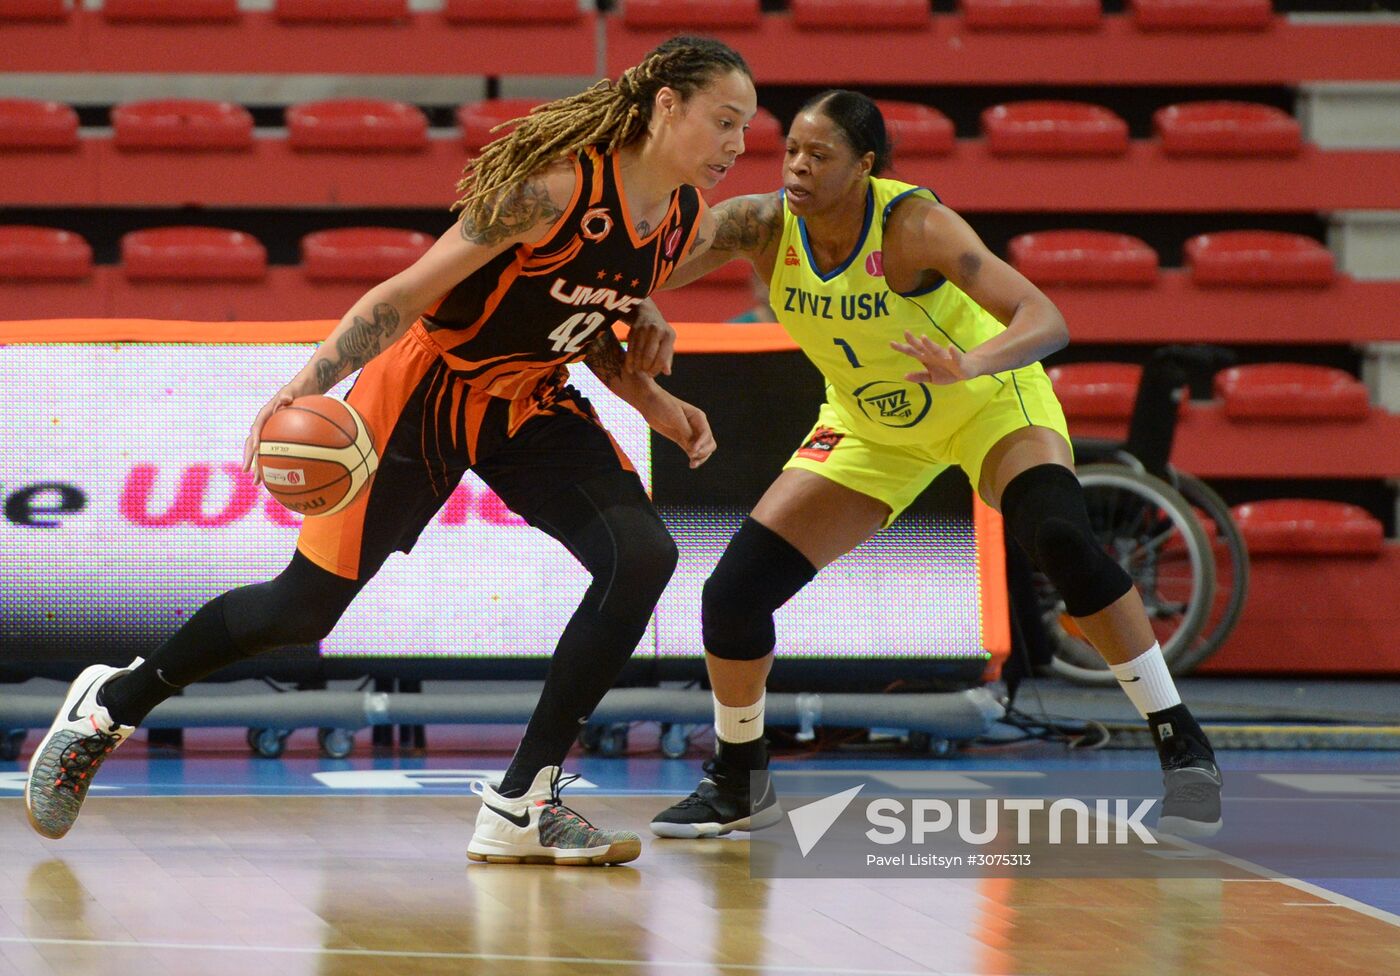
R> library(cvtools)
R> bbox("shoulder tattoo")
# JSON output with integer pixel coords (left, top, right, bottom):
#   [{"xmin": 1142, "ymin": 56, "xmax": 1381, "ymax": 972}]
[
  {"xmin": 459, "ymin": 178, "xmax": 563, "ymax": 246},
  {"xmin": 710, "ymin": 194, "xmax": 782, "ymax": 257}
]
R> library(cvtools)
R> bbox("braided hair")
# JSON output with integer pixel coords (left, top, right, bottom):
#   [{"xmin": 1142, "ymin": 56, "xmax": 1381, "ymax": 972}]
[{"xmin": 454, "ymin": 36, "xmax": 752, "ymax": 224}]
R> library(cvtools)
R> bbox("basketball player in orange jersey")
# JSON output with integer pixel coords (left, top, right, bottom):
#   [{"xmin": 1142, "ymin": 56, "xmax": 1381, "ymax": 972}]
[{"xmin": 26, "ymin": 36, "xmax": 759, "ymax": 865}]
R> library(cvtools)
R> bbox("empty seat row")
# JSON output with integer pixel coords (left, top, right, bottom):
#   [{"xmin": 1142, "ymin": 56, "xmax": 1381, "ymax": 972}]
[
  {"xmin": 0, "ymin": 226, "xmax": 434, "ymax": 282},
  {"xmin": 982, "ymin": 101, "xmax": 1300, "ymax": 156},
  {"xmin": 1231, "ymin": 500, "xmax": 1383, "ymax": 557},
  {"xmin": 618, "ymin": 0, "xmax": 1275, "ymax": 32},
  {"xmin": 1047, "ymin": 362, "xmax": 1373, "ymax": 421},
  {"xmin": 0, "ymin": 97, "xmax": 1305, "ymax": 158},
  {"xmin": 1, "ymin": 225, "xmax": 1339, "ymax": 289},
  {"xmin": 1010, "ymin": 230, "xmax": 1336, "ymax": 287},
  {"xmin": 0, "ymin": 0, "xmax": 579, "ymax": 23}
]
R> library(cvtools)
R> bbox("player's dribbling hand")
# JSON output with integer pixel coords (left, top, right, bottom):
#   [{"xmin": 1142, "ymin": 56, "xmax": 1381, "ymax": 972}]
[
  {"xmin": 623, "ymin": 308, "xmax": 676, "ymax": 377},
  {"xmin": 643, "ymin": 394, "xmax": 716, "ymax": 469},
  {"xmin": 890, "ymin": 331, "xmax": 980, "ymax": 385},
  {"xmin": 242, "ymin": 390, "xmax": 297, "ymax": 484}
]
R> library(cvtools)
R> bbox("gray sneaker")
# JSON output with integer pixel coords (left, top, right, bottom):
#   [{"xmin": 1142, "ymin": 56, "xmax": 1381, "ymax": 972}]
[
  {"xmin": 1157, "ymin": 760, "xmax": 1223, "ymax": 839},
  {"xmin": 25, "ymin": 659, "xmax": 141, "ymax": 839},
  {"xmin": 651, "ymin": 759, "xmax": 782, "ymax": 839}
]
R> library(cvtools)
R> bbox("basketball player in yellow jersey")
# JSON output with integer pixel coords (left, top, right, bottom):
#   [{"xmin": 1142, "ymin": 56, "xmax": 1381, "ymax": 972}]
[{"xmin": 650, "ymin": 90, "xmax": 1222, "ymax": 840}]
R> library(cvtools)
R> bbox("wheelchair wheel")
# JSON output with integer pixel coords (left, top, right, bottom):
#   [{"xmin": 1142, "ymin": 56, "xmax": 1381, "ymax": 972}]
[
  {"xmin": 1169, "ymin": 471, "xmax": 1250, "ymax": 674},
  {"xmin": 1042, "ymin": 464, "xmax": 1216, "ymax": 685}
]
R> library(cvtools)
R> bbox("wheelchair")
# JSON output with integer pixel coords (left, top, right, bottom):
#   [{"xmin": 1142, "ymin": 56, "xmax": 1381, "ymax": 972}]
[{"xmin": 1038, "ymin": 345, "xmax": 1251, "ymax": 685}]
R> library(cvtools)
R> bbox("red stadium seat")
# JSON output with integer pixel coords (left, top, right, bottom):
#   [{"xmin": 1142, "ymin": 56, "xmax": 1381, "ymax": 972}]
[
  {"xmin": 287, "ymin": 100, "xmax": 428, "ymax": 152},
  {"xmin": 1232, "ymin": 500, "xmax": 1383, "ymax": 556},
  {"xmin": 103, "ymin": 0, "xmax": 238, "ymax": 22},
  {"xmin": 301, "ymin": 227, "xmax": 434, "ymax": 282},
  {"xmin": 1184, "ymin": 231, "xmax": 1335, "ymax": 287},
  {"xmin": 981, "ymin": 102, "xmax": 1129, "ymax": 156},
  {"xmin": 790, "ymin": 0, "xmax": 931, "ymax": 30},
  {"xmin": 876, "ymin": 101, "xmax": 954, "ymax": 156},
  {"xmin": 0, "ymin": 99, "xmax": 78, "ymax": 150},
  {"xmin": 1131, "ymin": 0, "xmax": 1272, "ymax": 31},
  {"xmin": 620, "ymin": 0, "xmax": 760, "ymax": 30},
  {"xmin": 458, "ymin": 99, "xmax": 549, "ymax": 152},
  {"xmin": 961, "ymin": 0, "xmax": 1102, "ymax": 31},
  {"xmin": 1009, "ymin": 230, "xmax": 1159, "ymax": 286},
  {"xmin": 112, "ymin": 100, "xmax": 253, "ymax": 151},
  {"xmin": 443, "ymin": 0, "xmax": 579, "ymax": 22},
  {"xmin": 744, "ymin": 107, "xmax": 783, "ymax": 155},
  {"xmin": 121, "ymin": 227, "xmax": 267, "ymax": 281},
  {"xmin": 1154, "ymin": 102, "xmax": 1301, "ymax": 156},
  {"xmin": 1214, "ymin": 364, "xmax": 1369, "ymax": 421},
  {"xmin": 699, "ymin": 260, "xmax": 755, "ymax": 284},
  {"xmin": 0, "ymin": 226, "xmax": 92, "ymax": 280},
  {"xmin": 0, "ymin": 0, "xmax": 68, "ymax": 20},
  {"xmin": 1045, "ymin": 362, "xmax": 1142, "ymax": 419},
  {"xmin": 276, "ymin": 0, "xmax": 405, "ymax": 22}
]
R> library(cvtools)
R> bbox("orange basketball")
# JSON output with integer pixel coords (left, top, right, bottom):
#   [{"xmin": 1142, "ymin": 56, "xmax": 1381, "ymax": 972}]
[{"xmin": 257, "ymin": 396, "xmax": 378, "ymax": 517}]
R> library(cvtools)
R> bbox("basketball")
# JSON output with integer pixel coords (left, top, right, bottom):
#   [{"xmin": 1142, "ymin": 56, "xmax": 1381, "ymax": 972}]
[{"xmin": 257, "ymin": 395, "xmax": 378, "ymax": 517}]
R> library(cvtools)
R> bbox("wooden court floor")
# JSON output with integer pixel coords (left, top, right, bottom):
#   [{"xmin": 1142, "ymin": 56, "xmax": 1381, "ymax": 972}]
[{"xmin": 3, "ymin": 794, "xmax": 1399, "ymax": 976}]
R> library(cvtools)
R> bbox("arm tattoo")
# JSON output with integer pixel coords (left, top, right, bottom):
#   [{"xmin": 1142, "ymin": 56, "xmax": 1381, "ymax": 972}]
[
  {"xmin": 314, "ymin": 302, "xmax": 400, "ymax": 392},
  {"xmin": 711, "ymin": 195, "xmax": 781, "ymax": 256},
  {"xmin": 635, "ymin": 219, "xmax": 652, "ymax": 237},
  {"xmin": 582, "ymin": 326, "xmax": 626, "ymax": 388},
  {"xmin": 459, "ymin": 178, "xmax": 563, "ymax": 246},
  {"xmin": 957, "ymin": 251, "xmax": 983, "ymax": 285}
]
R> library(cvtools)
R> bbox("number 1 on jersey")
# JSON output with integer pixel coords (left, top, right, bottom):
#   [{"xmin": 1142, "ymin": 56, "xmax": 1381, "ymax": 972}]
[{"xmin": 833, "ymin": 337, "xmax": 864, "ymax": 368}]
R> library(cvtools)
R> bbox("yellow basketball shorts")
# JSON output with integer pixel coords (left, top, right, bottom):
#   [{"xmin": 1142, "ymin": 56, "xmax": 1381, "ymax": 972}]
[{"xmin": 784, "ymin": 367, "xmax": 1071, "ymax": 524}]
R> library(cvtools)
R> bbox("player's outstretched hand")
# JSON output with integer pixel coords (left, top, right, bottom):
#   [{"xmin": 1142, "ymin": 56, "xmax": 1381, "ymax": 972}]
[
  {"xmin": 242, "ymin": 390, "xmax": 297, "ymax": 484},
  {"xmin": 644, "ymin": 393, "xmax": 716, "ymax": 469},
  {"xmin": 890, "ymin": 330, "xmax": 978, "ymax": 385},
  {"xmin": 623, "ymin": 305, "xmax": 676, "ymax": 377}
]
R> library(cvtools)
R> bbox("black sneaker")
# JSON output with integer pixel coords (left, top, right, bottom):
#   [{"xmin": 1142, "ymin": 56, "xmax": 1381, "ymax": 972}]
[
  {"xmin": 1157, "ymin": 758, "xmax": 1223, "ymax": 839},
  {"xmin": 650, "ymin": 758, "xmax": 782, "ymax": 839}
]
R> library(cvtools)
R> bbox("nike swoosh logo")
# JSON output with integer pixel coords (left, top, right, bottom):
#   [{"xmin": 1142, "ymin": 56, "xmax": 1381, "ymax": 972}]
[
  {"xmin": 1120, "ymin": 676, "xmax": 1142, "ymax": 683},
  {"xmin": 483, "ymin": 801, "xmax": 532, "ymax": 829},
  {"xmin": 67, "ymin": 675, "xmax": 106, "ymax": 723},
  {"xmin": 738, "ymin": 715, "xmax": 758, "ymax": 724}
]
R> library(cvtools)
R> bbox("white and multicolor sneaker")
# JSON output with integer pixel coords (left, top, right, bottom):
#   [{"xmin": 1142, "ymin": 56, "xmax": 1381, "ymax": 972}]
[
  {"xmin": 25, "ymin": 658, "xmax": 142, "ymax": 839},
  {"xmin": 467, "ymin": 766, "xmax": 641, "ymax": 866}
]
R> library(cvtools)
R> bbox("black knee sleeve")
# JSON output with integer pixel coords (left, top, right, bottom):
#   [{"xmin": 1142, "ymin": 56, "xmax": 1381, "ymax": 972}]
[
  {"xmin": 528, "ymin": 469, "xmax": 678, "ymax": 627},
  {"xmin": 223, "ymin": 551, "xmax": 365, "ymax": 653},
  {"xmin": 702, "ymin": 518, "xmax": 818, "ymax": 661},
  {"xmin": 1000, "ymin": 464, "xmax": 1132, "ymax": 618}
]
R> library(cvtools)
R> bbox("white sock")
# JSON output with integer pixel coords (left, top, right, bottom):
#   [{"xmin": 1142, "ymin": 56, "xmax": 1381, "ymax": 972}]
[
  {"xmin": 714, "ymin": 692, "xmax": 765, "ymax": 744},
  {"xmin": 1108, "ymin": 643, "xmax": 1182, "ymax": 719}
]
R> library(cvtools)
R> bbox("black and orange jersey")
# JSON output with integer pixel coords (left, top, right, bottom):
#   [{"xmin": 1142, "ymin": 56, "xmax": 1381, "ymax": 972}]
[{"xmin": 418, "ymin": 146, "xmax": 707, "ymax": 401}]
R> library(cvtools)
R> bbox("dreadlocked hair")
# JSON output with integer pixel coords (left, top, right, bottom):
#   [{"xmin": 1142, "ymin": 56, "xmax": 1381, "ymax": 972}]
[{"xmin": 453, "ymin": 35, "xmax": 751, "ymax": 225}]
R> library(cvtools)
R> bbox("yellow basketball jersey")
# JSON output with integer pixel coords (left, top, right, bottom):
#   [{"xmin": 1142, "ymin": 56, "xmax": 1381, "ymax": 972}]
[{"xmin": 770, "ymin": 177, "xmax": 1040, "ymax": 445}]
